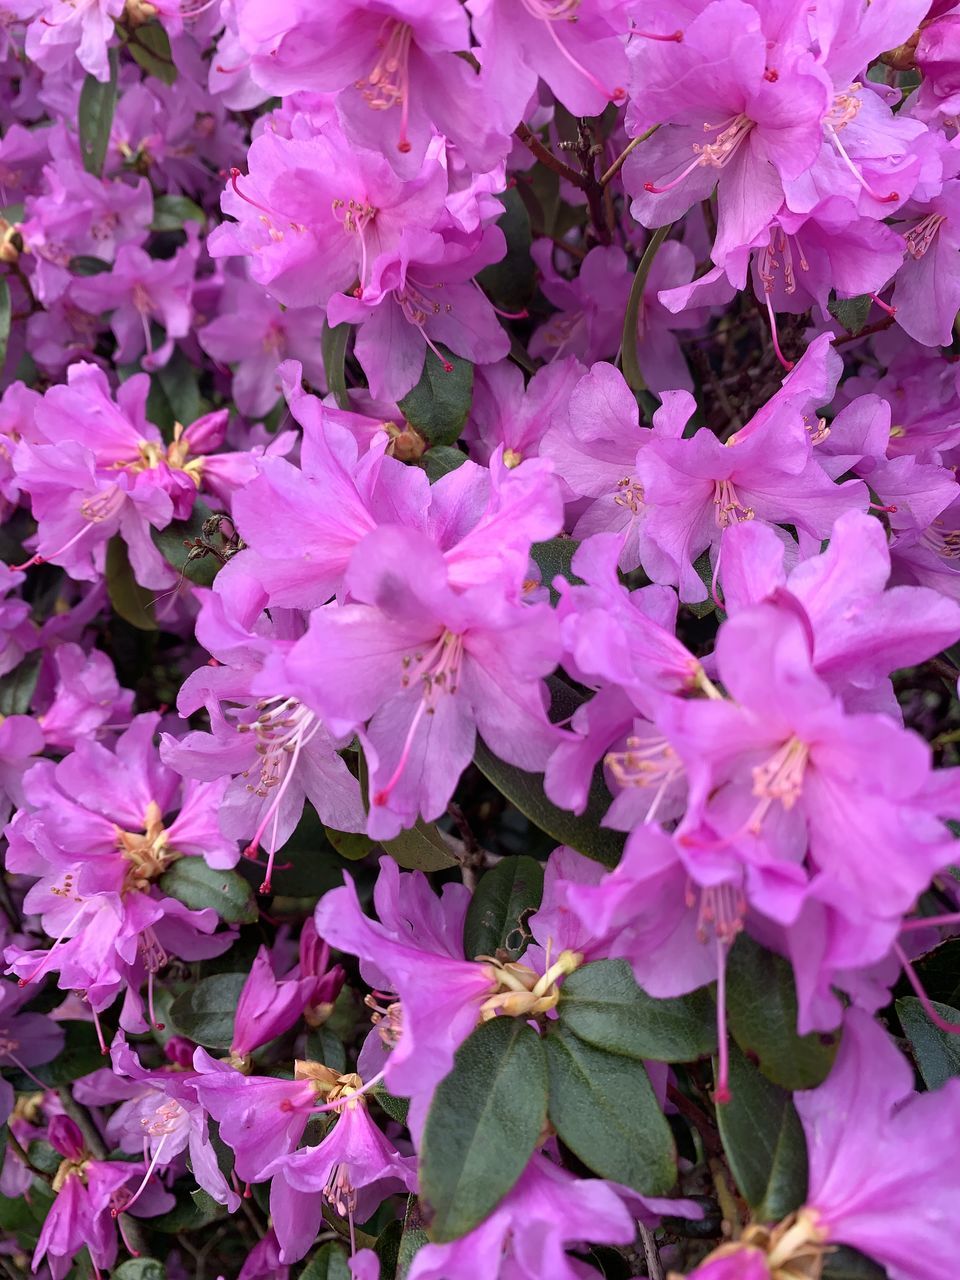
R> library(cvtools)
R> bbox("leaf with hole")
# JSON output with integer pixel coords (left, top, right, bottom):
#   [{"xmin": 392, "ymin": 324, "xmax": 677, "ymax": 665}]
[
  {"xmin": 419, "ymin": 1017, "xmax": 548, "ymax": 1242},
  {"xmin": 558, "ymin": 959, "xmax": 717, "ymax": 1062},
  {"xmin": 463, "ymin": 855, "xmax": 543, "ymax": 962},
  {"xmin": 544, "ymin": 1024, "xmax": 676, "ymax": 1195}
]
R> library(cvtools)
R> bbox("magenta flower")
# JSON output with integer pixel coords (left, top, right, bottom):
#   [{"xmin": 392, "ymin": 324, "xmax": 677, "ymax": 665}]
[
  {"xmin": 230, "ymin": 945, "xmax": 314, "ymax": 1060},
  {"xmin": 894, "ymin": 177, "xmax": 960, "ymax": 347},
  {"xmin": 0, "ymin": 980, "xmax": 64, "ymax": 1125},
  {"xmin": 285, "ymin": 524, "xmax": 563, "ymax": 838},
  {"xmin": 466, "ymin": 356, "xmax": 583, "ymax": 467},
  {"xmin": 24, "ymin": 0, "xmax": 124, "ymax": 82}
]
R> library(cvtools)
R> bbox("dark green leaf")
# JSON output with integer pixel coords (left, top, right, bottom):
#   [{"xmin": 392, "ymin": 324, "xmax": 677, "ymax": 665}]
[
  {"xmin": 421, "ymin": 446, "xmax": 467, "ymax": 482},
  {"xmin": 381, "ymin": 820, "xmax": 458, "ymax": 872},
  {"xmin": 715, "ymin": 1041, "xmax": 808, "ymax": 1220},
  {"xmin": 150, "ymin": 195, "xmax": 206, "ymax": 232},
  {"xmin": 474, "ymin": 679, "xmax": 624, "ymax": 868},
  {"xmin": 398, "ymin": 348, "xmax": 473, "ymax": 447},
  {"xmin": 158, "ymin": 858, "xmax": 258, "ymax": 925},
  {"xmin": 397, "ymin": 1196, "xmax": 429, "ymax": 1279},
  {"xmin": 106, "ymin": 537, "xmax": 157, "ymax": 632},
  {"xmin": 0, "ymin": 1190, "xmax": 45, "ymax": 1231},
  {"xmin": 155, "ymin": 350, "xmax": 201, "ymax": 427},
  {"xmin": 27, "ymin": 1140, "xmax": 61, "ymax": 1175},
  {"xmin": 69, "ymin": 255, "xmax": 112, "ymax": 276},
  {"xmin": 126, "ymin": 22, "xmax": 178, "ymax": 85},
  {"xmin": 544, "ymin": 1024, "xmax": 676, "ymax": 1195},
  {"xmin": 420, "ymin": 1017, "xmax": 548, "ymax": 1241},
  {"xmin": 822, "ymin": 1246, "xmax": 889, "ymax": 1279},
  {"xmin": 463, "ymin": 855, "xmax": 543, "ymax": 962},
  {"xmin": 373, "ymin": 1086, "xmax": 410, "ymax": 1127},
  {"xmin": 112, "ymin": 1260, "xmax": 167, "ymax": 1280},
  {"xmin": 725, "ymin": 935, "xmax": 837, "ymax": 1089},
  {"xmin": 685, "ymin": 550, "xmax": 718, "ymax": 619},
  {"xmin": 150, "ymin": 500, "xmax": 222, "ymax": 588},
  {"xmin": 897, "ymin": 996, "xmax": 960, "ymax": 1089},
  {"xmin": 150, "ymin": 1186, "xmax": 228, "ymax": 1233},
  {"xmin": 558, "ymin": 959, "xmax": 717, "ymax": 1062},
  {"xmin": 0, "ymin": 278, "xmax": 9, "ymax": 370},
  {"xmin": 5, "ymin": 1020, "xmax": 103, "ymax": 1089},
  {"xmin": 322, "ymin": 321, "xmax": 350, "ymax": 410},
  {"xmin": 324, "ymin": 826, "xmax": 376, "ymax": 861},
  {"xmin": 375, "ymin": 1218, "xmax": 403, "ymax": 1280},
  {"xmin": 530, "ymin": 538, "xmax": 582, "ymax": 605},
  {"xmin": 305, "ymin": 1025, "xmax": 347, "ymax": 1074},
  {"xmin": 168, "ymin": 973, "xmax": 246, "ymax": 1050},
  {"xmin": 78, "ymin": 50, "xmax": 119, "ymax": 177},
  {"xmin": 300, "ymin": 1242, "xmax": 351, "ymax": 1280},
  {"xmin": 476, "ymin": 189, "xmax": 534, "ymax": 311},
  {"xmin": 910, "ymin": 938, "xmax": 960, "ymax": 1008},
  {"xmin": 0, "ymin": 653, "xmax": 40, "ymax": 716},
  {"xmin": 828, "ymin": 294, "xmax": 873, "ymax": 338}
]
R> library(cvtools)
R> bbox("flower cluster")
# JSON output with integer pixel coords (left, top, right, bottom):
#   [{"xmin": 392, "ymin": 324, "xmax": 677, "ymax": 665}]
[{"xmin": 2, "ymin": 2, "xmax": 960, "ymax": 1279}]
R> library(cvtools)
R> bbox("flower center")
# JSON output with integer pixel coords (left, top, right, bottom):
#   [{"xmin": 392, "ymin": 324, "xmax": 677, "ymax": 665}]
[
  {"xmin": 605, "ymin": 734, "xmax": 684, "ymax": 826},
  {"xmin": 905, "ymin": 212, "xmax": 946, "ymax": 259},
  {"xmin": 713, "ymin": 478, "xmax": 754, "ymax": 528},
  {"xmin": 129, "ymin": 423, "xmax": 204, "ymax": 486},
  {"xmin": 748, "ymin": 736, "xmax": 810, "ymax": 834},
  {"xmin": 613, "ymin": 476, "xmax": 644, "ymax": 514},
  {"xmin": 356, "ymin": 19, "xmax": 414, "ymax": 152},
  {"xmin": 477, "ymin": 949, "xmax": 583, "ymax": 1019},
  {"xmin": 117, "ymin": 800, "xmax": 180, "ymax": 893}
]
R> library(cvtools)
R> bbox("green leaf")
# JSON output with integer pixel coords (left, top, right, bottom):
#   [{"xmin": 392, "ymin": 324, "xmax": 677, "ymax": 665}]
[
  {"xmin": 828, "ymin": 293, "xmax": 873, "ymax": 338},
  {"xmin": 373, "ymin": 1085, "xmax": 410, "ymax": 1127},
  {"xmin": 375, "ymin": 1218, "xmax": 403, "ymax": 1280},
  {"xmin": 398, "ymin": 347, "xmax": 473, "ymax": 447},
  {"xmin": 474, "ymin": 678, "xmax": 624, "ymax": 868},
  {"xmin": 381, "ymin": 820, "xmax": 458, "ymax": 872},
  {"xmin": 0, "ymin": 1190, "xmax": 45, "ymax": 1231},
  {"xmin": 78, "ymin": 49, "xmax": 119, "ymax": 177},
  {"xmin": 150, "ymin": 1186, "xmax": 227, "ymax": 1233},
  {"xmin": 324, "ymin": 826, "xmax": 376, "ymax": 861},
  {"xmin": 420, "ymin": 1017, "xmax": 548, "ymax": 1242},
  {"xmin": 322, "ymin": 321, "xmax": 350, "ymax": 410},
  {"xmin": 558, "ymin": 959, "xmax": 717, "ymax": 1062},
  {"xmin": 622, "ymin": 224, "xmax": 672, "ymax": 393},
  {"xmin": 5, "ymin": 1020, "xmax": 104, "ymax": 1089},
  {"xmin": 154, "ymin": 350, "xmax": 201, "ymax": 427},
  {"xmin": 150, "ymin": 195, "xmax": 206, "ymax": 232},
  {"xmin": 462, "ymin": 855, "xmax": 543, "ymax": 962},
  {"xmin": 150, "ymin": 500, "xmax": 223, "ymax": 588},
  {"xmin": 476, "ymin": 188, "xmax": 534, "ymax": 311},
  {"xmin": 305, "ymin": 1024, "xmax": 347, "ymax": 1074},
  {"xmin": 300, "ymin": 1242, "xmax": 351, "ymax": 1280},
  {"xmin": 106, "ymin": 537, "xmax": 157, "ymax": 632},
  {"xmin": 821, "ymin": 1246, "xmax": 889, "ymax": 1279},
  {"xmin": 168, "ymin": 973, "xmax": 246, "ymax": 1050},
  {"xmin": 158, "ymin": 858, "xmax": 258, "ymax": 925},
  {"xmin": 0, "ymin": 653, "xmax": 40, "ymax": 716},
  {"xmin": 530, "ymin": 537, "xmax": 582, "ymax": 605},
  {"xmin": 126, "ymin": 22, "xmax": 178, "ymax": 85},
  {"xmin": 111, "ymin": 1260, "xmax": 167, "ymax": 1280},
  {"xmin": 897, "ymin": 996, "xmax": 960, "ymax": 1089},
  {"xmin": 69, "ymin": 255, "xmax": 112, "ymax": 276},
  {"xmin": 910, "ymin": 937, "xmax": 960, "ymax": 1007},
  {"xmin": 725, "ymin": 934, "xmax": 838, "ymax": 1089},
  {"xmin": 544, "ymin": 1024, "xmax": 676, "ymax": 1195},
  {"xmin": 0, "ymin": 278, "xmax": 9, "ymax": 371},
  {"xmin": 422, "ymin": 445, "xmax": 467, "ymax": 482},
  {"xmin": 27, "ymin": 1140, "xmax": 62, "ymax": 1175},
  {"xmin": 397, "ymin": 1196, "xmax": 429, "ymax": 1279},
  {"xmin": 715, "ymin": 1041, "xmax": 808, "ymax": 1221}
]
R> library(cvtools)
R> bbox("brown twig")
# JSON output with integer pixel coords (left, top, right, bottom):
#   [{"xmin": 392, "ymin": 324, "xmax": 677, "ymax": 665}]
[
  {"xmin": 514, "ymin": 123, "xmax": 584, "ymax": 187},
  {"xmin": 600, "ymin": 125, "xmax": 659, "ymax": 187},
  {"xmin": 639, "ymin": 1223, "xmax": 665, "ymax": 1280}
]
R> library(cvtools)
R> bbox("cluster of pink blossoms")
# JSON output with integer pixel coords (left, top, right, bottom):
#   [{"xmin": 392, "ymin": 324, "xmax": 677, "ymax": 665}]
[{"xmin": 3, "ymin": 1, "xmax": 960, "ymax": 1278}]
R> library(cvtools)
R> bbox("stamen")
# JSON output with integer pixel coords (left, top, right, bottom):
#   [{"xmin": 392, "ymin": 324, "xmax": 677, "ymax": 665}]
[
  {"xmin": 765, "ymin": 293, "xmax": 794, "ymax": 371},
  {"xmin": 111, "ymin": 1135, "xmax": 168, "ymax": 1217},
  {"xmin": 823, "ymin": 123, "xmax": 898, "ymax": 203},
  {"xmin": 713, "ymin": 478, "xmax": 755, "ymax": 529}
]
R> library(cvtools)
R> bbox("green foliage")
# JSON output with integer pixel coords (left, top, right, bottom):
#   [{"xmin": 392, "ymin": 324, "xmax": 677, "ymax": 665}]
[
  {"xmin": 462, "ymin": 855, "xmax": 544, "ymax": 961},
  {"xmin": 111, "ymin": 1260, "xmax": 167, "ymax": 1280},
  {"xmin": 322, "ymin": 321, "xmax": 351, "ymax": 410},
  {"xmin": 530, "ymin": 537, "xmax": 582, "ymax": 604},
  {"xmin": 897, "ymin": 996, "xmax": 960, "ymax": 1088},
  {"xmin": 544, "ymin": 1024, "xmax": 676, "ymax": 1195},
  {"xmin": 0, "ymin": 653, "xmax": 41, "ymax": 715},
  {"xmin": 715, "ymin": 1042, "xmax": 808, "ymax": 1221},
  {"xmin": 476, "ymin": 189, "xmax": 535, "ymax": 311},
  {"xmin": 168, "ymin": 972, "xmax": 247, "ymax": 1050},
  {"xmin": 124, "ymin": 22, "xmax": 178, "ymax": 84},
  {"xmin": 158, "ymin": 858, "xmax": 258, "ymax": 924},
  {"xmin": 150, "ymin": 500, "xmax": 223, "ymax": 588},
  {"xmin": 420, "ymin": 1017, "xmax": 548, "ymax": 1242},
  {"xmin": 398, "ymin": 348, "xmax": 474, "ymax": 447},
  {"xmin": 150, "ymin": 195, "xmax": 206, "ymax": 231},
  {"xmin": 557, "ymin": 959, "xmax": 717, "ymax": 1061},
  {"xmin": 106, "ymin": 537, "xmax": 158, "ymax": 632},
  {"xmin": 300, "ymin": 1242, "xmax": 351, "ymax": 1280},
  {"xmin": 5, "ymin": 1020, "xmax": 105, "ymax": 1089},
  {"xmin": 725, "ymin": 935, "xmax": 838, "ymax": 1088},
  {"xmin": 78, "ymin": 50, "xmax": 119, "ymax": 176},
  {"xmin": 421, "ymin": 446, "xmax": 468, "ymax": 482},
  {"xmin": 828, "ymin": 293, "xmax": 873, "ymax": 337},
  {"xmin": 381, "ymin": 820, "xmax": 458, "ymax": 872}
]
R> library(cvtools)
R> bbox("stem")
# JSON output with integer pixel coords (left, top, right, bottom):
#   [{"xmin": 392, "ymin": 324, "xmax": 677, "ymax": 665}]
[
  {"xmin": 620, "ymin": 224, "xmax": 672, "ymax": 392},
  {"xmin": 601, "ymin": 125, "xmax": 659, "ymax": 187},
  {"xmin": 514, "ymin": 123, "xmax": 584, "ymax": 187},
  {"xmin": 638, "ymin": 1223, "xmax": 665, "ymax": 1280}
]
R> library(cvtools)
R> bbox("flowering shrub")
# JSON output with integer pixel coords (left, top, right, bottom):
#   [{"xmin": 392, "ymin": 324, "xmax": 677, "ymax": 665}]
[{"xmin": 3, "ymin": 2, "xmax": 960, "ymax": 1278}]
